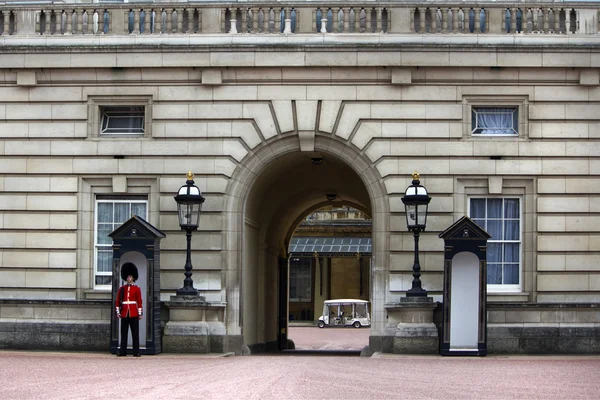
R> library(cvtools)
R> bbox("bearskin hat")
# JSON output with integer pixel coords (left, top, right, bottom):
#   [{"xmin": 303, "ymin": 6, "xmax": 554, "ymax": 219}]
[{"xmin": 120, "ymin": 262, "xmax": 138, "ymax": 282}]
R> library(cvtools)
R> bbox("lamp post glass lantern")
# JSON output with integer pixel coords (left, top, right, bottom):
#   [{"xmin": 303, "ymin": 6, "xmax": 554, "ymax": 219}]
[
  {"xmin": 401, "ymin": 171, "xmax": 431, "ymax": 297},
  {"xmin": 174, "ymin": 171, "xmax": 205, "ymax": 296}
]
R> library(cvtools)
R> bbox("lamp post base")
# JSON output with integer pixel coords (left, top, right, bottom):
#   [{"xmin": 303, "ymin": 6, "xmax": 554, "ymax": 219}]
[
  {"xmin": 175, "ymin": 288, "xmax": 199, "ymax": 297},
  {"xmin": 406, "ymin": 288, "xmax": 428, "ymax": 297}
]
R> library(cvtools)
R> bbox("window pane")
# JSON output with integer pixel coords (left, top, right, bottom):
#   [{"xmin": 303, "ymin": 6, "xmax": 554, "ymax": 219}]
[
  {"xmin": 487, "ymin": 243, "xmax": 501, "ymax": 262},
  {"xmin": 504, "ymin": 220, "xmax": 520, "ymax": 240},
  {"xmin": 504, "ymin": 199, "xmax": 519, "ymax": 219},
  {"xmin": 114, "ymin": 203, "xmax": 130, "ymax": 224},
  {"xmin": 473, "ymin": 107, "xmax": 517, "ymax": 135},
  {"xmin": 488, "ymin": 199, "xmax": 502, "ymax": 218},
  {"xmin": 97, "ymin": 250, "xmax": 112, "ymax": 272},
  {"xmin": 503, "ymin": 264, "xmax": 519, "ymax": 284},
  {"xmin": 470, "ymin": 199, "xmax": 486, "ymax": 219},
  {"xmin": 504, "ymin": 243, "xmax": 520, "ymax": 263},
  {"xmin": 95, "ymin": 276, "xmax": 112, "ymax": 285},
  {"xmin": 472, "ymin": 219, "xmax": 485, "ymax": 230},
  {"xmin": 131, "ymin": 203, "xmax": 147, "ymax": 218},
  {"xmin": 487, "ymin": 220, "xmax": 502, "ymax": 240},
  {"xmin": 97, "ymin": 202, "xmax": 113, "ymax": 223},
  {"xmin": 487, "ymin": 264, "xmax": 502, "ymax": 284},
  {"xmin": 97, "ymin": 224, "xmax": 113, "ymax": 245}
]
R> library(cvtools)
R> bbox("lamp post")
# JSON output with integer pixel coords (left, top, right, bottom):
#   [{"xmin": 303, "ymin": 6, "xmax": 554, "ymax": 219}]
[
  {"xmin": 174, "ymin": 171, "xmax": 205, "ymax": 296},
  {"xmin": 401, "ymin": 171, "xmax": 431, "ymax": 297}
]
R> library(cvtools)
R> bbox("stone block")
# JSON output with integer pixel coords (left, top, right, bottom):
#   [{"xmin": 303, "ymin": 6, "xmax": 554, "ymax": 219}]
[
  {"xmin": 272, "ymin": 101, "xmax": 294, "ymax": 133},
  {"xmin": 213, "ymin": 86, "xmax": 257, "ymax": 101},
  {"xmin": 392, "ymin": 336, "xmax": 438, "ymax": 354},
  {"xmin": 336, "ymin": 103, "xmax": 370, "ymax": 139},
  {"xmin": 306, "ymin": 52, "xmax": 357, "ymax": 67},
  {"xmin": 538, "ymin": 274, "xmax": 588, "ymax": 291},
  {"xmin": 520, "ymin": 337, "xmax": 560, "ymax": 353},
  {"xmin": 566, "ymin": 104, "xmax": 600, "ymax": 120},
  {"xmin": 210, "ymin": 52, "xmax": 255, "ymax": 67},
  {"xmin": 26, "ymin": 270, "xmax": 76, "ymax": 289},
  {"xmin": 537, "ymin": 254, "xmax": 566, "ymax": 271},
  {"xmin": 0, "ymin": 123, "xmax": 27, "ymax": 138},
  {"xmin": 243, "ymin": 103, "xmax": 277, "ymax": 139},
  {"xmin": 487, "ymin": 337, "xmax": 519, "ymax": 354},
  {"xmin": 542, "ymin": 159, "xmax": 588, "ymax": 175},
  {"xmin": 5, "ymin": 141, "xmax": 50, "ymax": 156},
  {"xmin": 529, "ymin": 104, "xmax": 565, "ymax": 120},
  {"xmin": 27, "ymin": 195, "xmax": 77, "ymax": 212},
  {"xmin": 26, "ymin": 158, "xmax": 73, "ymax": 174},
  {"xmin": 51, "ymin": 104, "xmax": 88, "ymax": 120}
]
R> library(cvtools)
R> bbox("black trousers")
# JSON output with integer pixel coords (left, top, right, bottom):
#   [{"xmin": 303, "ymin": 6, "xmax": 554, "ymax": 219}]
[{"xmin": 119, "ymin": 317, "xmax": 140, "ymax": 355}]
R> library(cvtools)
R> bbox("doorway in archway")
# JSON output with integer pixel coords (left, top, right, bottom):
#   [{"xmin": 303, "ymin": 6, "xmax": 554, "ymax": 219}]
[
  {"xmin": 240, "ymin": 149, "xmax": 374, "ymax": 354},
  {"xmin": 287, "ymin": 207, "xmax": 371, "ymax": 352}
]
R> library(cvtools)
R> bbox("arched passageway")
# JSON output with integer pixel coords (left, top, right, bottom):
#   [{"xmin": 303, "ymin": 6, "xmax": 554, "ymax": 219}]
[{"xmin": 224, "ymin": 136, "xmax": 389, "ymax": 353}]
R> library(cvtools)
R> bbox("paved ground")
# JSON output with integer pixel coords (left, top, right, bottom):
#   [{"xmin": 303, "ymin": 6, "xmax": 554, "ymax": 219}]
[
  {"xmin": 289, "ymin": 325, "xmax": 369, "ymax": 351},
  {"xmin": 1, "ymin": 350, "xmax": 598, "ymax": 400},
  {"xmin": 1, "ymin": 328, "xmax": 599, "ymax": 399}
]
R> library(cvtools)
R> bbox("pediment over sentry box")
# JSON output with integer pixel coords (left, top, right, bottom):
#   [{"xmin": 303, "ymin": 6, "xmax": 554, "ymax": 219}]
[
  {"xmin": 439, "ymin": 216, "xmax": 491, "ymax": 242},
  {"xmin": 109, "ymin": 215, "xmax": 166, "ymax": 242}
]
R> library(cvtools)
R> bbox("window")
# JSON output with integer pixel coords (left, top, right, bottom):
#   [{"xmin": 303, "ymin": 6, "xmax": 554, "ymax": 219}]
[
  {"xmin": 94, "ymin": 198, "xmax": 147, "ymax": 288},
  {"xmin": 471, "ymin": 107, "xmax": 518, "ymax": 135},
  {"xmin": 289, "ymin": 257, "xmax": 312, "ymax": 302},
  {"xmin": 100, "ymin": 106, "xmax": 145, "ymax": 135},
  {"xmin": 469, "ymin": 198, "xmax": 521, "ymax": 291}
]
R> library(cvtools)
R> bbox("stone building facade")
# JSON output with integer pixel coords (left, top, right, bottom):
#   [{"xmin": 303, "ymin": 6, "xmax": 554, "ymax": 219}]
[{"xmin": 0, "ymin": 1, "xmax": 599, "ymax": 354}]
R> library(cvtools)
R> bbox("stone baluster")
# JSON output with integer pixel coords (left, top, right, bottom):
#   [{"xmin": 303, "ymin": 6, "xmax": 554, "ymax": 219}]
[
  {"xmin": 244, "ymin": 7, "xmax": 251, "ymax": 33},
  {"xmin": 451, "ymin": 8, "xmax": 458, "ymax": 33},
  {"xmin": 76, "ymin": 9, "xmax": 83, "ymax": 34},
  {"xmin": 283, "ymin": 7, "xmax": 292, "ymax": 34},
  {"xmin": 330, "ymin": 7, "xmax": 337, "ymax": 33},
  {"xmin": 364, "ymin": 8, "xmax": 370, "ymax": 33},
  {"xmin": 132, "ymin": 9, "xmax": 139, "ymax": 34},
  {"xmin": 429, "ymin": 9, "xmax": 435, "ymax": 33},
  {"xmin": 144, "ymin": 9, "xmax": 151, "ymax": 34},
  {"xmin": 376, "ymin": 8, "xmax": 382, "ymax": 33},
  {"xmin": 543, "ymin": 8, "xmax": 549, "ymax": 33},
  {"xmin": 576, "ymin": 10, "xmax": 580, "ymax": 34},
  {"xmin": 442, "ymin": 8, "xmax": 448, "ymax": 33},
  {"xmin": 44, "ymin": 10, "xmax": 51, "ymax": 35},
  {"xmin": 166, "ymin": 9, "xmax": 172, "ymax": 33},
  {"xmin": 565, "ymin": 9, "xmax": 571, "ymax": 34},
  {"xmin": 354, "ymin": 8, "xmax": 360, "ymax": 33},
  {"xmin": 56, "ymin": 11, "xmax": 63, "ymax": 35},
  {"xmin": 474, "ymin": 8, "xmax": 480, "ymax": 33},
  {"xmin": 3, "ymin": 11, "xmax": 10, "ymax": 35},
  {"xmin": 92, "ymin": 10, "xmax": 99, "ymax": 35},
  {"xmin": 555, "ymin": 9, "xmax": 561, "ymax": 34},
  {"xmin": 419, "ymin": 8, "xmax": 425, "ymax": 33},
  {"xmin": 252, "ymin": 8, "xmax": 259, "ymax": 33},
  {"xmin": 176, "ymin": 8, "xmax": 183, "ymax": 33},
  {"xmin": 342, "ymin": 8, "xmax": 349, "ymax": 33},
  {"xmin": 526, "ymin": 9, "xmax": 533, "ymax": 33}
]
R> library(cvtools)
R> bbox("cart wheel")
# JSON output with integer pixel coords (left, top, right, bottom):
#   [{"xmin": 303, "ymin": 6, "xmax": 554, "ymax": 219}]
[
  {"xmin": 353, "ymin": 321, "xmax": 361, "ymax": 328},
  {"xmin": 318, "ymin": 321, "xmax": 325, "ymax": 328}
]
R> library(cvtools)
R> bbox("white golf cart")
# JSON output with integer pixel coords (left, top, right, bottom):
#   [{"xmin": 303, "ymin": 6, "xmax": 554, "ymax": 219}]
[{"xmin": 317, "ymin": 299, "xmax": 371, "ymax": 328}]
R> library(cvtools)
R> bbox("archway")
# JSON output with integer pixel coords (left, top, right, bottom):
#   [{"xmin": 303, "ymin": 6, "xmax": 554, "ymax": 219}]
[{"xmin": 224, "ymin": 135, "xmax": 389, "ymax": 353}]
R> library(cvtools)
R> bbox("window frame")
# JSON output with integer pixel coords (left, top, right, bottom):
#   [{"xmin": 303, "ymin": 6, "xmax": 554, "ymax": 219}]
[
  {"xmin": 463, "ymin": 95, "xmax": 528, "ymax": 139},
  {"xmin": 468, "ymin": 196, "xmax": 523, "ymax": 293},
  {"xmin": 93, "ymin": 197, "xmax": 148, "ymax": 290},
  {"xmin": 471, "ymin": 106, "xmax": 519, "ymax": 136},
  {"xmin": 100, "ymin": 106, "xmax": 146, "ymax": 135},
  {"xmin": 88, "ymin": 95, "xmax": 153, "ymax": 139}
]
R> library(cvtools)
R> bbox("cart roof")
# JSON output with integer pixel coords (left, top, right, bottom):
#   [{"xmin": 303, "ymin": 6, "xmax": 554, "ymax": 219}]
[{"xmin": 323, "ymin": 299, "xmax": 369, "ymax": 304}]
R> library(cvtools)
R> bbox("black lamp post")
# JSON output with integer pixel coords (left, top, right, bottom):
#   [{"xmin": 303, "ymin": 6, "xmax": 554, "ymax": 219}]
[
  {"xmin": 174, "ymin": 171, "xmax": 205, "ymax": 296},
  {"xmin": 401, "ymin": 171, "xmax": 431, "ymax": 297}
]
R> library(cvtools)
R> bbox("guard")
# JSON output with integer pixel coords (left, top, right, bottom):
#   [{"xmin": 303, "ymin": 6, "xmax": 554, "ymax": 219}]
[{"xmin": 116, "ymin": 262, "xmax": 143, "ymax": 357}]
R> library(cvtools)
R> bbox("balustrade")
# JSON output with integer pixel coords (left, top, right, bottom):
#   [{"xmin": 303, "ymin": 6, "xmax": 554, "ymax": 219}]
[{"xmin": 0, "ymin": 3, "xmax": 594, "ymax": 37}]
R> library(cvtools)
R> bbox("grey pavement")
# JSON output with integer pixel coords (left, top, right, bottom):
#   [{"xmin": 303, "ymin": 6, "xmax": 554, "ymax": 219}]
[{"xmin": 0, "ymin": 327, "xmax": 599, "ymax": 400}]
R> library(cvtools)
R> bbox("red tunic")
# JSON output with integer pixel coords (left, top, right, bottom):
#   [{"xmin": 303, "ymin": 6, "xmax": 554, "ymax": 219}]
[{"xmin": 115, "ymin": 284, "xmax": 143, "ymax": 318}]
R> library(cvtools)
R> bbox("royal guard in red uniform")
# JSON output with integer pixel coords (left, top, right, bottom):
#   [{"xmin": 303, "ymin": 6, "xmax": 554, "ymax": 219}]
[{"xmin": 116, "ymin": 262, "xmax": 143, "ymax": 357}]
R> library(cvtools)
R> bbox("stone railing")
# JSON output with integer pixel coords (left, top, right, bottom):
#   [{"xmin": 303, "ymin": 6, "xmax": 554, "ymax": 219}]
[{"xmin": 0, "ymin": 2, "xmax": 598, "ymax": 36}]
